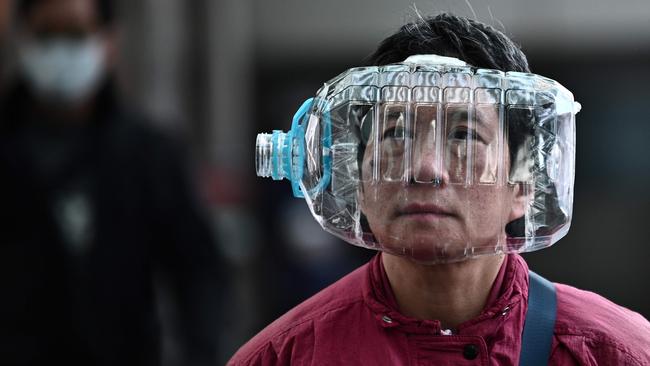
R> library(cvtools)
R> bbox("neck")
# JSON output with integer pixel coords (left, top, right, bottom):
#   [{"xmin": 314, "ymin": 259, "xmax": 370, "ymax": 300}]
[{"xmin": 382, "ymin": 253, "xmax": 505, "ymax": 331}]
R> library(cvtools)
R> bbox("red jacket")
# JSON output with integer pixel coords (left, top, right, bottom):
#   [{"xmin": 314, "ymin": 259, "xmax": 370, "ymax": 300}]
[{"xmin": 229, "ymin": 254, "xmax": 650, "ymax": 365}]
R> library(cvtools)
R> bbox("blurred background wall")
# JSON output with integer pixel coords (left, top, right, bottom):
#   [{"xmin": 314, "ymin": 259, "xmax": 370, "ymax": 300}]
[{"xmin": 3, "ymin": 0, "xmax": 649, "ymax": 364}]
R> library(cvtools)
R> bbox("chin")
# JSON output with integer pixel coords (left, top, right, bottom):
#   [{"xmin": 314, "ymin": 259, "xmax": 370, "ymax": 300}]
[{"xmin": 378, "ymin": 235, "xmax": 474, "ymax": 264}]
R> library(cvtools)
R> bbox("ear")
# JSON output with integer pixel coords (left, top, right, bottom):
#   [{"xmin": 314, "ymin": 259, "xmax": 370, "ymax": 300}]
[
  {"xmin": 357, "ymin": 183, "xmax": 367, "ymax": 212},
  {"xmin": 507, "ymin": 182, "xmax": 531, "ymax": 222}
]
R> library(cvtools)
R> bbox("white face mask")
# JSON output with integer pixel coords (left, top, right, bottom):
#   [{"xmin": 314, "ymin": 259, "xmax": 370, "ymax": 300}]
[{"xmin": 18, "ymin": 36, "xmax": 106, "ymax": 104}]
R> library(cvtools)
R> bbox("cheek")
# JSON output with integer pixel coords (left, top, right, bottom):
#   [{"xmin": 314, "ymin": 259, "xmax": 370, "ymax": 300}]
[
  {"xmin": 359, "ymin": 183, "xmax": 402, "ymax": 239},
  {"xmin": 462, "ymin": 188, "xmax": 513, "ymax": 231},
  {"xmin": 360, "ymin": 146, "xmax": 375, "ymax": 182},
  {"xmin": 474, "ymin": 143, "xmax": 501, "ymax": 184},
  {"xmin": 361, "ymin": 159, "xmax": 373, "ymax": 182},
  {"xmin": 360, "ymin": 183, "xmax": 394, "ymax": 214}
]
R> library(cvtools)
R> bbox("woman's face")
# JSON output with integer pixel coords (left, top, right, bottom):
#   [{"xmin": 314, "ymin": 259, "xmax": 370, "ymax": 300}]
[{"xmin": 359, "ymin": 103, "xmax": 526, "ymax": 261}]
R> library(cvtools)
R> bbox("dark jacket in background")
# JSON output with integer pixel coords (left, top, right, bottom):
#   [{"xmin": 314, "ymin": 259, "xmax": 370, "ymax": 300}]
[{"xmin": 0, "ymin": 81, "xmax": 222, "ymax": 366}]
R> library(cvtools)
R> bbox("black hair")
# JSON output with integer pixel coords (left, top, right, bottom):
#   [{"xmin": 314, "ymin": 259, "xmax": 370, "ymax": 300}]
[
  {"xmin": 18, "ymin": 0, "xmax": 115, "ymax": 26},
  {"xmin": 366, "ymin": 13, "xmax": 529, "ymax": 72}
]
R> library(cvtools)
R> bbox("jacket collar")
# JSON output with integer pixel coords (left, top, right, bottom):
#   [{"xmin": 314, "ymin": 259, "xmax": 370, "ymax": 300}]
[{"xmin": 363, "ymin": 252, "xmax": 529, "ymax": 337}]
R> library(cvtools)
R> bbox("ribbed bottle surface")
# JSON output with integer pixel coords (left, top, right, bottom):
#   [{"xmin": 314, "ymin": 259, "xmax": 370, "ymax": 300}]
[{"xmin": 256, "ymin": 133, "xmax": 273, "ymax": 177}]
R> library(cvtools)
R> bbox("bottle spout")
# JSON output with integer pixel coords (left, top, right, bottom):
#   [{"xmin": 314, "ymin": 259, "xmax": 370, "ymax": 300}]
[
  {"xmin": 255, "ymin": 133, "xmax": 273, "ymax": 178},
  {"xmin": 255, "ymin": 131, "xmax": 290, "ymax": 180}
]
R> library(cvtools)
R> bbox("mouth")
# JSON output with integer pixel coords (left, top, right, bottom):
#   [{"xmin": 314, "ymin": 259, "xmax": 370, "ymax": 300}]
[{"xmin": 396, "ymin": 203, "xmax": 455, "ymax": 220}]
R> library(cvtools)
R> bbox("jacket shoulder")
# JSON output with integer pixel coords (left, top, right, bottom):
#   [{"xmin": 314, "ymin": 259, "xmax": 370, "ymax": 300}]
[
  {"xmin": 553, "ymin": 283, "xmax": 650, "ymax": 365},
  {"xmin": 228, "ymin": 262, "xmax": 369, "ymax": 365}
]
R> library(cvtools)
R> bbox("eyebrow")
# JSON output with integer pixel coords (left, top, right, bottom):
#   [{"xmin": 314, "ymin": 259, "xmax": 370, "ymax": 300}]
[
  {"xmin": 446, "ymin": 107, "xmax": 497, "ymax": 127},
  {"xmin": 384, "ymin": 109, "xmax": 404, "ymax": 119}
]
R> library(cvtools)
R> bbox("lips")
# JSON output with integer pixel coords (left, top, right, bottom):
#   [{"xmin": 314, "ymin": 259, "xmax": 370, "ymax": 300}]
[{"xmin": 397, "ymin": 203, "xmax": 455, "ymax": 218}]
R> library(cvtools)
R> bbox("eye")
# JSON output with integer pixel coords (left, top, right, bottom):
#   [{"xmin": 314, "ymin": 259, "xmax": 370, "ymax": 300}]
[
  {"xmin": 449, "ymin": 128, "xmax": 473, "ymax": 140},
  {"xmin": 448, "ymin": 127, "xmax": 485, "ymax": 143},
  {"xmin": 382, "ymin": 126, "xmax": 414, "ymax": 140}
]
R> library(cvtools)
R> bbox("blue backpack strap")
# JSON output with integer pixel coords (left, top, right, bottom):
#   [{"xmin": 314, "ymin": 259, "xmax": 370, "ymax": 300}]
[{"xmin": 519, "ymin": 270, "xmax": 557, "ymax": 366}]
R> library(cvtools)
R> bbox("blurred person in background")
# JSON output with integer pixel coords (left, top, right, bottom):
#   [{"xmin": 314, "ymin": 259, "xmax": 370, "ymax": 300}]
[
  {"xmin": 0, "ymin": 0, "xmax": 9, "ymax": 39},
  {"xmin": 0, "ymin": 0, "xmax": 223, "ymax": 365},
  {"xmin": 0, "ymin": 0, "xmax": 11, "ymax": 89}
]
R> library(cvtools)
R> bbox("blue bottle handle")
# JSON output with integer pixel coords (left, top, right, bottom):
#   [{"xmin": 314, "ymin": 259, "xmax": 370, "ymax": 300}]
[{"xmin": 280, "ymin": 98, "xmax": 331, "ymax": 198}]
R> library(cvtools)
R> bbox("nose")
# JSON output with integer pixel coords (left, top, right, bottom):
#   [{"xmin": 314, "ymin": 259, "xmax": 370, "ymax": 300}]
[{"xmin": 410, "ymin": 140, "xmax": 450, "ymax": 185}]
